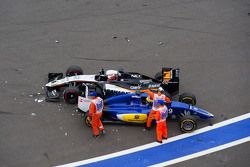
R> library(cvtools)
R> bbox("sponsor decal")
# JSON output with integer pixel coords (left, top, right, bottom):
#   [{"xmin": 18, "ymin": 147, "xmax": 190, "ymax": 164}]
[
  {"xmin": 163, "ymin": 71, "xmax": 172, "ymax": 82},
  {"xmin": 139, "ymin": 80, "xmax": 151, "ymax": 84},
  {"xmin": 134, "ymin": 115, "xmax": 140, "ymax": 119},
  {"xmin": 131, "ymin": 74, "xmax": 141, "ymax": 78},
  {"xmin": 180, "ymin": 110, "xmax": 191, "ymax": 116},
  {"xmin": 148, "ymin": 84, "xmax": 161, "ymax": 88},
  {"xmin": 130, "ymin": 85, "xmax": 142, "ymax": 90},
  {"xmin": 117, "ymin": 114, "xmax": 147, "ymax": 123}
]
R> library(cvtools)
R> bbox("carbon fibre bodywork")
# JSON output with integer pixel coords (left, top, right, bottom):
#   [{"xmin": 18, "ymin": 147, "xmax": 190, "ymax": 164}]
[{"xmin": 45, "ymin": 67, "xmax": 180, "ymax": 103}]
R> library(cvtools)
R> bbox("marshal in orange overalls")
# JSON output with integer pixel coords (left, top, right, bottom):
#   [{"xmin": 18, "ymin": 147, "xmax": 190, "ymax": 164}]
[
  {"xmin": 88, "ymin": 94, "xmax": 105, "ymax": 137},
  {"xmin": 155, "ymin": 102, "xmax": 168, "ymax": 143},
  {"xmin": 146, "ymin": 87, "xmax": 171, "ymax": 129}
]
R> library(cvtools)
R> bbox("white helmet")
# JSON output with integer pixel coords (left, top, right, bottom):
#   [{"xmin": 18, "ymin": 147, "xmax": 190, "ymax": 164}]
[
  {"xmin": 106, "ymin": 70, "xmax": 118, "ymax": 80},
  {"xmin": 158, "ymin": 87, "xmax": 164, "ymax": 92}
]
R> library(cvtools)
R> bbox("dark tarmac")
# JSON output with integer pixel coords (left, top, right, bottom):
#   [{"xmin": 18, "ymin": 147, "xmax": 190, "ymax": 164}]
[{"xmin": 0, "ymin": 0, "xmax": 249, "ymax": 166}]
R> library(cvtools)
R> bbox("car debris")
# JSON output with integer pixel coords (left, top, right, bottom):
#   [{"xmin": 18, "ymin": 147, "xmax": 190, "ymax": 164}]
[
  {"xmin": 35, "ymin": 98, "xmax": 44, "ymax": 103},
  {"xmin": 157, "ymin": 41, "xmax": 164, "ymax": 46},
  {"xmin": 31, "ymin": 113, "xmax": 36, "ymax": 116},
  {"xmin": 124, "ymin": 37, "xmax": 130, "ymax": 42}
]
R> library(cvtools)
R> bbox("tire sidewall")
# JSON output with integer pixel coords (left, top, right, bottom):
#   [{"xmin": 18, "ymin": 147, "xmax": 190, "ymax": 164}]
[
  {"xmin": 83, "ymin": 111, "xmax": 92, "ymax": 127},
  {"xmin": 179, "ymin": 93, "xmax": 196, "ymax": 105},
  {"xmin": 63, "ymin": 87, "xmax": 80, "ymax": 104},
  {"xmin": 179, "ymin": 116, "xmax": 197, "ymax": 133},
  {"xmin": 66, "ymin": 65, "xmax": 83, "ymax": 76}
]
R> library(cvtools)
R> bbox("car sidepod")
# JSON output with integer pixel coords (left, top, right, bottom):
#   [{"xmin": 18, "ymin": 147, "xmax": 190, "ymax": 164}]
[{"xmin": 103, "ymin": 93, "xmax": 150, "ymax": 123}]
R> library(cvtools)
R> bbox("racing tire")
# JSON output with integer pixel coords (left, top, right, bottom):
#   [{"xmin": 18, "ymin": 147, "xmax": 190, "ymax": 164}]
[
  {"xmin": 66, "ymin": 65, "xmax": 83, "ymax": 77},
  {"xmin": 164, "ymin": 91, "xmax": 172, "ymax": 100},
  {"xmin": 83, "ymin": 111, "xmax": 92, "ymax": 127},
  {"xmin": 179, "ymin": 115, "xmax": 197, "ymax": 133},
  {"xmin": 179, "ymin": 92, "xmax": 196, "ymax": 105},
  {"xmin": 154, "ymin": 71, "xmax": 162, "ymax": 81},
  {"xmin": 63, "ymin": 87, "xmax": 80, "ymax": 104}
]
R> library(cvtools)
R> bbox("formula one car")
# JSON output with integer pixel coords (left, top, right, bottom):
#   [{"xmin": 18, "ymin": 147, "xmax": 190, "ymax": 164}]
[
  {"xmin": 45, "ymin": 65, "xmax": 180, "ymax": 104},
  {"xmin": 78, "ymin": 87, "xmax": 214, "ymax": 132}
]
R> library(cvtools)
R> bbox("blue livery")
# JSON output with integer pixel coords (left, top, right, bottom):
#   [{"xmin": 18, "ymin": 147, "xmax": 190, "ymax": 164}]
[{"xmin": 84, "ymin": 92, "xmax": 214, "ymax": 132}]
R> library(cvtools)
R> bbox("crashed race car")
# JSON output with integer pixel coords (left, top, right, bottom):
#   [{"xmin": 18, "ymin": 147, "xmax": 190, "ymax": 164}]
[
  {"xmin": 78, "ymin": 87, "xmax": 214, "ymax": 133},
  {"xmin": 45, "ymin": 65, "xmax": 180, "ymax": 104}
]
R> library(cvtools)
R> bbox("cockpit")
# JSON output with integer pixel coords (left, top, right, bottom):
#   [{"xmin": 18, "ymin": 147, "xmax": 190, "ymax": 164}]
[
  {"xmin": 105, "ymin": 69, "xmax": 119, "ymax": 81},
  {"xmin": 130, "ymin": 92, "xmax": 150, "ymax": 106}
]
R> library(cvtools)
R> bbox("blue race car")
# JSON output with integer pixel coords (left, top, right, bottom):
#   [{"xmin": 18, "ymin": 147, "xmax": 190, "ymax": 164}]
[{"xmin": 78, "ymin": 90, "xmax": 214, "ymax": 132}]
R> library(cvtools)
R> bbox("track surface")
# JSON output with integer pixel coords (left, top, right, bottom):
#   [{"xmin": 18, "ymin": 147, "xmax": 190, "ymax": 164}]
[{"xmin": 0, "ymin": 0, "xmax": 249, "ymax": 167}]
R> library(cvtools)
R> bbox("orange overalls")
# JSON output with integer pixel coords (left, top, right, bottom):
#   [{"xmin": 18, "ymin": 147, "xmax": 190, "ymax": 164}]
[
  {"xmin": 155, "ymin": 105, "xmax": 168, "ymax": 142},
  {"xmin": 146, "ymin": 91, "xmax": 171, "ymax": 128},
  {"xmin": 88, "ymin": 97, "xmax": 104, "ymax": 136}
]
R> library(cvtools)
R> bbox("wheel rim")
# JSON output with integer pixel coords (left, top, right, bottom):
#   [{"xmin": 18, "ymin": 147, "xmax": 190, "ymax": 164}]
[
  {"xmin": 85, "ymin": 116, "xmax": 92, "ymax": 127},
  {"xmin": 182, "ymin": 119, "xmax": 195, "ymax": 131},
  {"xmin": 64, "ymin": 90, "xmax": 79, "ymax": 104},
  {"xmin": 67, "ymin": 93, "xmax": 77, "ymax": 100},
  {"xmin": 69, "ymin": 93, "xmax": 76, "ymax": 99}
]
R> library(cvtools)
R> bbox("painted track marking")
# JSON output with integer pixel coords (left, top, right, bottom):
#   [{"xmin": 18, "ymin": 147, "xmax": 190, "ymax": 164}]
[{"xmin": 57, "ymin": 113, "xmax": 250, "ymax": 167}]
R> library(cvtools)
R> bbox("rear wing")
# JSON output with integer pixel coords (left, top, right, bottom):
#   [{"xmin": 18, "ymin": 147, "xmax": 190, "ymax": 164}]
[{"xmin": 161, "ymin": 67, "xmax": 180, "ymax": 95}]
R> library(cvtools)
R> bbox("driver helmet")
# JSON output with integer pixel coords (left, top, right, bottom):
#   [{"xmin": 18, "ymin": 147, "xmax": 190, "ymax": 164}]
[
  {"xmin": 158, "ymin": 87, "xmax": 164, "ymax": 92},
  {"xmin": 106, "ymin": 69, "xmax": 118, "ymax": 80}
]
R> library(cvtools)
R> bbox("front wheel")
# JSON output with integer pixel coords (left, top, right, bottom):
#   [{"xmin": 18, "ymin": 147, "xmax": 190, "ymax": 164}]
[
  {"xmin": 179, "ymin": 115, "xmax": 197, "ymax": 133},
  {"xmin": 83, "ymin": 111, "xmax": 92, "ymax": 127},
  {"xmin": 154, "ymin": 71, "xmax": 162, "ymax": 81}
]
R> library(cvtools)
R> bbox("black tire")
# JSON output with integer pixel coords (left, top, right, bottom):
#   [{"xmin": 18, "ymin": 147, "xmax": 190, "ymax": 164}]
[
  {"xmin": 83, "ymin": 111, "xmax": 92, "ymax": 127},
  {"xmin": 66, "ymin": 65, "xmax": 83, "ymax": 77},
  {"xmin": 179, "ymin": 115, "xmax": 197, "ymax": 133},
  {"xmin": 179, "ymin": 92, "xmax": 196, "ymax": 105},
  {"xmin": 63, "ymin": 87, "xmax": 80, "ymax": 104},
  {"xmin": 154, "ymin": 71, "xmax": 162, "ymax": 81},
  {"xmin": 164, "ymin": 91, "xmax": 172, "ymax": 100}
]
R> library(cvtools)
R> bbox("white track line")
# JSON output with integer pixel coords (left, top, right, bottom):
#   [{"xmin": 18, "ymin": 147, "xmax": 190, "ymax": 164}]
[{"xmin": 56, "ymin": 112, "xmax": 250, "ymax": 167}]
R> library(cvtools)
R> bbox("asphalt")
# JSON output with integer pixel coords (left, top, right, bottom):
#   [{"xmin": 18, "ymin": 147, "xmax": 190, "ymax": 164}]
[{"xmin": 0, "ymin": 0, "xmax": 249, "ymax": 167}]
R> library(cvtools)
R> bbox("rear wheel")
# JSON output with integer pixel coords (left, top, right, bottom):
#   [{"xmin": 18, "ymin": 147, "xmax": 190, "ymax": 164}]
[
  {"xmin": 179, "ymin": 92, "xmax": 196, "ymax": 105},
  {"xmin": 164, "ymin": 91, "xmax": 172, "ymax": 100},
  {"xmin": 154, "ymin": 71, "xmax": 162, "ymax": 81},
  {"xmin": 66, "ymin": 65, "xmax": 83, "ymax": 76},
  {"xmin": 63, "ymin": 86, "xmax": 80, "ymax": 104},
  {"xmin": 179, "ymin": 115, "xmax": 197, "ymax": 133}
]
